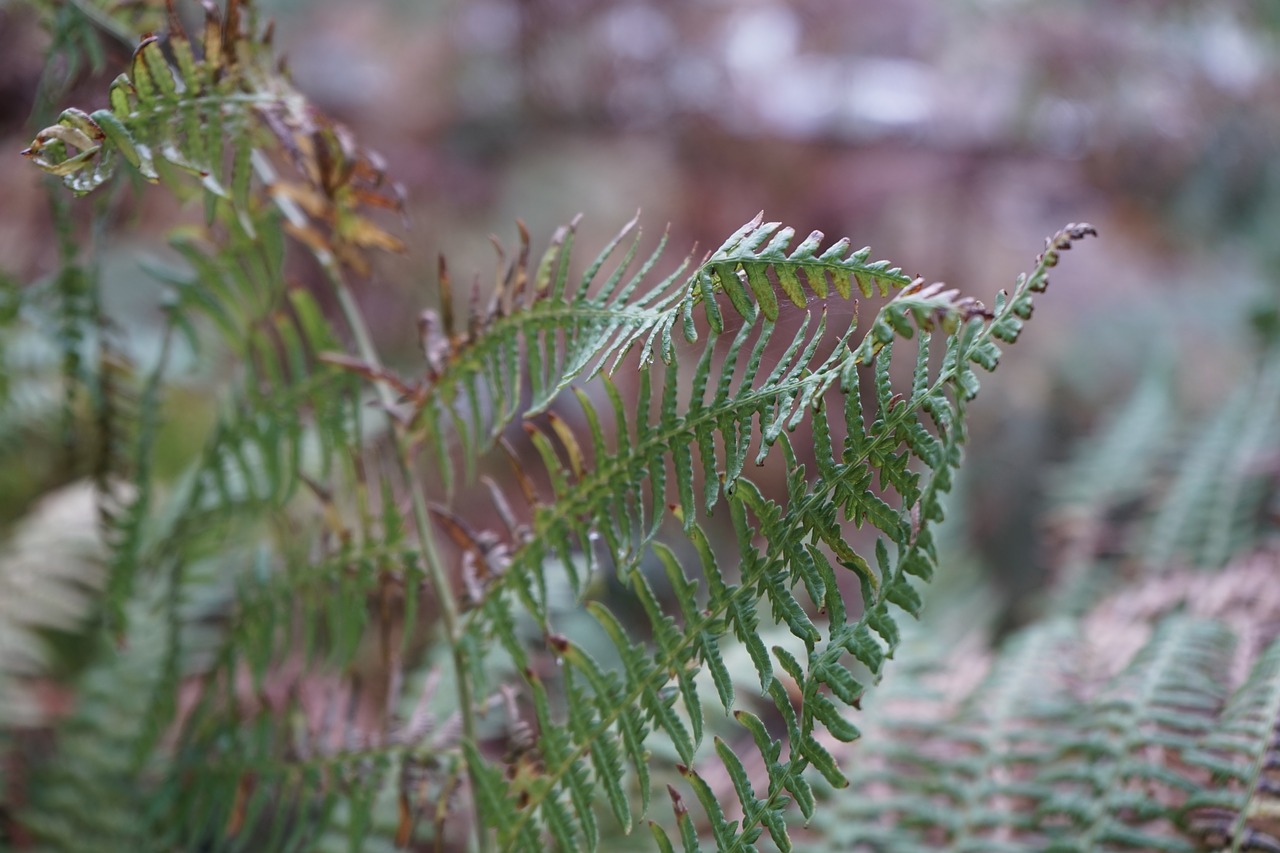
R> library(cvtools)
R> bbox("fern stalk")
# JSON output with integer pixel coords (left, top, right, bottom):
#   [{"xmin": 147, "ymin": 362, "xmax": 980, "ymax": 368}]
[
  {"xmin": 264, "ymin": 155, "xmax": 485, "ymax": 849},
  {"xmin": 343, "ymin": 296, "xmax": 483, "ymax": 853}
]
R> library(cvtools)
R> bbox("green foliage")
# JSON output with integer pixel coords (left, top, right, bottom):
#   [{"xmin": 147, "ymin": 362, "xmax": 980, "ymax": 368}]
[
  {"xmin": 804, "ymin": 564, "xmax": 1280, "ymax": 852},
  {"xmin": 432, "ymin": 215, "xmax": 1087, "ymax": 851},
  {"xmin": 1144, "ymin": 351, "xmax": 1280, "ymax": 571}
]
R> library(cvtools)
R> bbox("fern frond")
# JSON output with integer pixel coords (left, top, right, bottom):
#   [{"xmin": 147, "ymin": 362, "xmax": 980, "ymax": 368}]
[
  {"xmin": 17, "ymin": 595, "xmax": 172, "ymax": 853},
  {"xmin": 22, "ymin": 0, "xmax": 404, "ymax": 274},
  {"xmin": 406, "ymin": 212, "xmax": 1000, "ymax": 495},
  {"xmin": 167, "ymin": 667, "xmax": 466, "ymax": 853},
  {"xmin": 0, "ymin": 484, "xmax": 105, "ymax": 726},
  {"xmin": 0, "ymin": 319, "xmax": 66, "ymax": 508},
  {"xmin": 1036, "ymin": 617, "xmax": 1231, "ymax": 852},
  {"xmin": 812, "ymin": 618, "xmax": 1079, "ymax": 852},
  {"xmin": 432, "ymin": 220, "xmax": 1093, "ymax": 850},
  {"xmin": 406, "ymin": 215, "xmax": 692, "ymax": 491},
  {"xmin": 1045, "ymin": 369, "xmax": 1176, "ymax": 615},
  {"xmin": 1051, "ymin": 369, "xmax": 1175, "ymax": 515},
  {"xmin": 1183, "ymin": 636, "xmax": 1280, "ymax": 852}
]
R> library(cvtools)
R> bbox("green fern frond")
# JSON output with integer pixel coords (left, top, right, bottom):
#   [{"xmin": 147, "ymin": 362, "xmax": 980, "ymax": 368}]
[
  {"xmin": 408, "ymin": 214, "xmax": 692, "ymax": 491},
  {"xmin": 406, "ymin": 212, "xmax": 998, "ymax": 495},
  {"xmin": 433, "ymin": 221, "xmax": 1093, "ymax": 850}
]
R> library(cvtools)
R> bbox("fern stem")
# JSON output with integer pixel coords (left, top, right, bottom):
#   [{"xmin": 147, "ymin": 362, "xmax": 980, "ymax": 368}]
[
  {"xmin": 243, "ymin": 156, "xmax": 481, "ymax": 845},
  {"xmin": 325, "ymin": 266, "xmax": 485, "ymax": 853},
  {"xmin": 249, "ymin": 149, "xmax": 484, "ymax": 852}
]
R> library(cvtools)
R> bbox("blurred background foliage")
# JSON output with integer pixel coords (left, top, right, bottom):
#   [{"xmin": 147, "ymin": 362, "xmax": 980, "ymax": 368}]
[{"xmin": 2, "ymin": 0, "xmax": 1277, "ymax": 628}]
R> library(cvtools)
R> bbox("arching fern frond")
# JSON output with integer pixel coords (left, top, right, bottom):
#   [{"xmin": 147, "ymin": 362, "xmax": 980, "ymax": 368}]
[
  {"xmin": 405, "ymin": 212, "xmax": 995, "ymax": 494},
  {"xmin": 424, "ymin": 221, "xmax": 1094, "ymax": 850}
]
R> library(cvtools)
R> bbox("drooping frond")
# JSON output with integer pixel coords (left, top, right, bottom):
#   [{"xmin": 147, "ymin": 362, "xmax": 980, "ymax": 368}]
[{"xmin": 430, "ymin": 221, "xmax": 1094, "ymax": 850}]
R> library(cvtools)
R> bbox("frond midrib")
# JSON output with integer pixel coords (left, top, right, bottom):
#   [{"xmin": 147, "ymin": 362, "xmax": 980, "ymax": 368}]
[{"xmin": 418, "ymin": 300, "xmax": 678, "ymax": 412}]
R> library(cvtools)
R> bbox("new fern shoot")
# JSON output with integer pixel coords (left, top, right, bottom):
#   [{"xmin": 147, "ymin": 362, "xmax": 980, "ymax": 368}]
[{"xmin": 6, "ymin": 1, "xmax": 1093, "ymax": 851}]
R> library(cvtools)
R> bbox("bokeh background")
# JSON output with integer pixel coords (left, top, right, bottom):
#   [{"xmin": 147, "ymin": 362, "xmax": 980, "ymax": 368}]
[{"xmin": 2, "ymin": 0, "xmax": 1279, "ymax": 626}]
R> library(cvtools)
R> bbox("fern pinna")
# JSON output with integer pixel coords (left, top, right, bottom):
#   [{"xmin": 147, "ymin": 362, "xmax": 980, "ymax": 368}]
[{"xmin": 15, "ymin": 1, "xmax": 1093, "ymax": 850}]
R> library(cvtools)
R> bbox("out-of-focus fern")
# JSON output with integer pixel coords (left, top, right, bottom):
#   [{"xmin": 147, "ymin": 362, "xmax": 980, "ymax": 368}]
[
  {"xmin": 17, "ymin": 595, "xmax": 171, "ymax": 853},
  {"xmin": 1183, "ymin": 633, "xmax": 1280, "ymax": 851},
  {"xmin": 1144, "ymin": 349, "xmax": 1280, "ymax": 571},
  {"xmin": 22, "ymin": 0, "xmax": 404, "ymax": 274},
  {"xmin": 0, "ymin": 484, "xmax": 105, "ymax": 727},
  {"xmin": 807, "ymin": 559, "xmax": 1280, "ymax": 853},
  {"xmin": 1044, "ymin": 370, "xmax": 1175, "ymax": 615}
]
